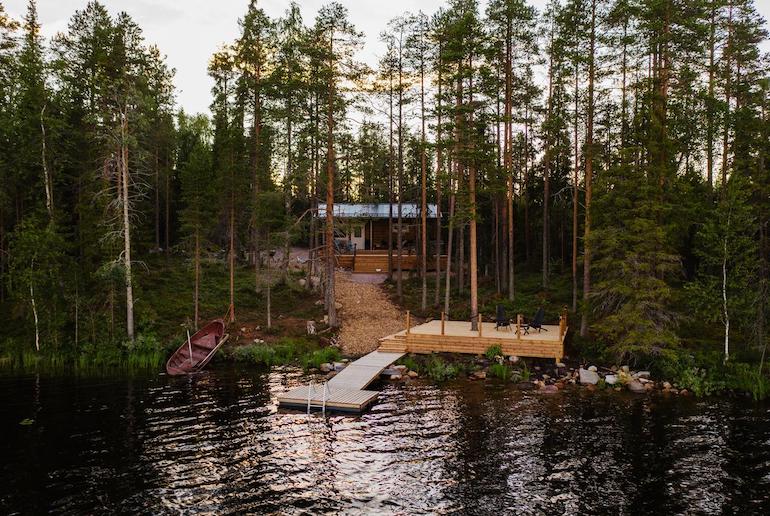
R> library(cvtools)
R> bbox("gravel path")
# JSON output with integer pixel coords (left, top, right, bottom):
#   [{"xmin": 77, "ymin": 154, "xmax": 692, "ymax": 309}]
[{"xmin": 335, "ymin": 271, "xmax": 405, "ymax": 356}]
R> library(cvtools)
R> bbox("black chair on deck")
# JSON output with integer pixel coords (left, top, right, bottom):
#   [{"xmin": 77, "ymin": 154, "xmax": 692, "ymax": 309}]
[
  {"xmin": 522, "ymin": 307, "xmax": 547, "ymax": 334},
  {"xmin": 495, "ymin": 305, "xmax": 511, "ymax": 331}
]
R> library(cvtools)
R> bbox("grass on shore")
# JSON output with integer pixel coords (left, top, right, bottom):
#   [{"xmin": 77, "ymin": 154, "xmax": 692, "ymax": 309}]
[{"xmin": 229, "ymin": 336, "xmax": 340, "ymax": 371}]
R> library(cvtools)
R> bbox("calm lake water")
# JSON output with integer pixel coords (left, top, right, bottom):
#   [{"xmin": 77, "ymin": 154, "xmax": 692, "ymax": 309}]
[{"xmin": 2, "ymin": 366, "xmax": 770, "ymax": 515}]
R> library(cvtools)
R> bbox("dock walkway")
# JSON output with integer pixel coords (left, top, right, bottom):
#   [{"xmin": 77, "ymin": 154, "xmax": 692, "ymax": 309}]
[{"xmin": 278, "ymin": 350, "xmax": 404, "ymax": 413}]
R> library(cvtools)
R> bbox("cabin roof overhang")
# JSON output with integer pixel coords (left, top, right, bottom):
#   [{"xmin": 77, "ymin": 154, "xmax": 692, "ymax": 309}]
[{"xmin": 317, "ymin": 203, "xmax": 438, "ymax": 219}]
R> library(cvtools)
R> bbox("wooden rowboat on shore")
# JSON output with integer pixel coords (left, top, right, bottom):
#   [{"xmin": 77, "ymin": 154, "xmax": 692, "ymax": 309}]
[{"xmin": 166, "ymin": 319, "xmax": 229, "ymax": 375}]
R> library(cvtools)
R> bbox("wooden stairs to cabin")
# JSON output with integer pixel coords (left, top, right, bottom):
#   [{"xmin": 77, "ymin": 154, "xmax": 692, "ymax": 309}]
[{"xmin": 377, "ymin": 333, "xmax": 408, "ymax": 353}]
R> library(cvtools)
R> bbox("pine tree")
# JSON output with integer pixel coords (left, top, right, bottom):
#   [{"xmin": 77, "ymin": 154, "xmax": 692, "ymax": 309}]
[
  {"xmin": 406, "ymin": 11, "xmax": 431, "ymax": 311},
  {"xmin": 209, "ymin": 47, "xmax": 240, "ymax": 322},
  {"xmin": 177, "ymin": 112, "xmax": 214, "ymax": 329},
  {"xmin": 313, "ymin": 2, "xmax": 364, "ymax": 327}
]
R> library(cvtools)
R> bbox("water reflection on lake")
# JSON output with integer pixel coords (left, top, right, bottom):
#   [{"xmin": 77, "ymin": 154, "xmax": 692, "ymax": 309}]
[{"xmin": 1, "ymin": 367, "xmax": 769, "ymax": 514}]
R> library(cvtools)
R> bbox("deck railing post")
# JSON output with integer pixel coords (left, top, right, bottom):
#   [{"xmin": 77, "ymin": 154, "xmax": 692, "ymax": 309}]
[
  {"xmin": 441, "ymin": 312, "xmax": 445, "ymax": 335},
  {"xmin": 516, "ymin": 314, "xmax": 522, "ymax": 340},
  {"xmin": 478, "ymin": 313, "xmax": 482, "ymax": 337},
  {"xmin": 406, "ymin": 310, "xmax": 411, "ymax": 335}
]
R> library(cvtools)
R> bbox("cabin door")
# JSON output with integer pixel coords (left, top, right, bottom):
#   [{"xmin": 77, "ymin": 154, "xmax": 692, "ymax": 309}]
[{"xmin": 350, "ymin": 224, "xmax": 365, "ymax": 251}]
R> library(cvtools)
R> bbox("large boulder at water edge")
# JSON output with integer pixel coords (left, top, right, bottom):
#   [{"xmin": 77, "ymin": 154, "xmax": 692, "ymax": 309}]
[
  {"xmin": 579, "ymin": 368, "xmax": 600, "ymax": 385},
  {"xmin": 627, "ymin": 380, "xmax": 646, "ymax": 393}
]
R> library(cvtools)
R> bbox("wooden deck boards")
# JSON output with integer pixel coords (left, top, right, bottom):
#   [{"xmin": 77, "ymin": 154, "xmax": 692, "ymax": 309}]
[
  {"xmin": 321, "ymin": 251, "xmax": 447, "ymax": 273},
  {"xmin": 378, "ymin": 319, "xmax": 566, "ymax": 361},
  {"xmin": 277, "ymin": 350, "xmax": 405, "ymax": 413}
]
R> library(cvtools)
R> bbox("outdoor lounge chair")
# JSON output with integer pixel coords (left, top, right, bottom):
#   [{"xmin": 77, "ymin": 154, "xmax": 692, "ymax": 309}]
[
  {"xmin": 495, "ymin": 305, "xmax": 511, "ymax": 331},
  {"xmin": 522, "ymin": 307, "xmax": 547, "ymax": 334}
]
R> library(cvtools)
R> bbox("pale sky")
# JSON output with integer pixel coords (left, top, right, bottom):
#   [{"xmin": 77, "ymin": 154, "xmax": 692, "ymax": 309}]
[{"xmin": 5, "ymin": 0, "xmax": 770, "ymax": 116}]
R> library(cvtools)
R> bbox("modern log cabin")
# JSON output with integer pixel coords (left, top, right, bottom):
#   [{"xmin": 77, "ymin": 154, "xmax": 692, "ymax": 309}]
[{"xmin": 317, "ymin": 203, "xmax": 448, "ymax": 273}]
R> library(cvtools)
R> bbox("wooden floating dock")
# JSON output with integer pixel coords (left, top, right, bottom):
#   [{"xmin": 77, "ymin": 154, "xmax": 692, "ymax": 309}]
[
  {"xmin": 379, "ymin": 312, "xmax": 567, "ymax": 362},
  {"xmin": 277, "ymin": 350, "xmax": 405, "ymax": 413}
]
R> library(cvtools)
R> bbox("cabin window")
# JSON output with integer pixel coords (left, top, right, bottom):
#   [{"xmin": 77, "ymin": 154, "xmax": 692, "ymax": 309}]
[{"xmin": 353, "ymin": 225, "xmax": 363, "ymax": 238}]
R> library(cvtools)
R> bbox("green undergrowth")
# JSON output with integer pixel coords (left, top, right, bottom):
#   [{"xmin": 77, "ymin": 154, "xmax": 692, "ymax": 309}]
[
  {"xmin": 488, "ymin": 362, "xmax": 512, "ymax": 381},
  {"xmin": 424, "ymin": 355, "xmax": 463, "ymax": 382},
  {"xmin": 397, "ymin": 355, "xmax": 421, "ymax": 374},
  {"xmin": 0, "ymin": 255, "xmax": 325, "ymax": 374},
  {"xmin": 0, "ymin": 334, "xmax": 166, "ymax": 374},
  {"xmin": 485, "ymin": 344, "xmax": 503, "ymax": 361},
  {"xmin": 230, "ymin": 336, "xmax": 339, "ymax": 370},
  {"xmin": 138, "ymin": 256, "xmax": 322, "ymax": 341},
  {"xmin": 662, "ymin": 352, "xmax": 770, "ymax": 400}
]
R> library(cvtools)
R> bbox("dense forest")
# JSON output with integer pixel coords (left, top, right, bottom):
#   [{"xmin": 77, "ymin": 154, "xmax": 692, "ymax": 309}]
[{"xmin": 1, "ymin": 0, "xmax": 769, "ymax": 379}]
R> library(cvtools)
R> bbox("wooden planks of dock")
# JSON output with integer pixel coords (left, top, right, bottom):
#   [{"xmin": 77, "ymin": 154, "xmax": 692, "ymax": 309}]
[{"xmin": 277, "ymin": 350, "xmax": 405, "ymax": 413}]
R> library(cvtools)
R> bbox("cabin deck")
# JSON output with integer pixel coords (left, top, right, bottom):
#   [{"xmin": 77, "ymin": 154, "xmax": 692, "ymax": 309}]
[
  {"xmin": 378, "ymin": 318, "xmax": 567, "ymax": 362},
  {"xmin": 323, "ymin": 250, "xmax": 448, "ymax": 273},
  {"xmin": 277, "ymin": 350, "xmax": 405, "ymax": 413}
]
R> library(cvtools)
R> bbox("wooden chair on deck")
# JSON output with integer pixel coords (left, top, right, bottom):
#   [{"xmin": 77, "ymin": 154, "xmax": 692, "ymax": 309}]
[
  {"xmin": 522, "ymin": 307, "xmax": 547, "ymax": 334},
  {"xmin": 495, "ymin": 305, "xmax": 512, "ymax": 331}
]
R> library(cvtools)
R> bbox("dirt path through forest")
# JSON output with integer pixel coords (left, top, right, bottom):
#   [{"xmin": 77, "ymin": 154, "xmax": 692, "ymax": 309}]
[{"xmin": 335, "ymin": 271, "xmax": 405, "ymax": 356}]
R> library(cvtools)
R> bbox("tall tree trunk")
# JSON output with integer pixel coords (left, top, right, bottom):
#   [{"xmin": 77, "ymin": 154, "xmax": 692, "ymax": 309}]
[
  {"xmin": 229, "ymin": 124, "xmax": 236, "ymax": 322},
  {"xmin": 722, "ymin": 222, "xmax": 730, "ymax": 363},
  {"xmin": 444, "ymin": 179, "xmax": 456, "ymax": 315},
  {"xmin": 706, "ymin": 1, "xmax": 716, "ymax": 188},
  {"xmin": 580, "ymin": 0, "xmax": 597, "ymax": 337},
  {"xmin": 154, "ymin": 149, "xmax": 160, "ymax": 250},
  {"xmin": 267, "ymin": 231, "xmax": 272, "ymax": 329},
  {"xmin": 524, "ymin": 105, "xmax": 531, "ymax": 263},
  {"xmin": 504, "ymin": 17, "xmax": 514, "ymax": 301},
  {"xmin": 120, "ymin": 111, "xmax": 135, "ymax": 341},
  {"xmin": 388, "ymin": 67, "xmax": 395, "ymax": 282},
  {"xmin": 543, "ymin": 26, "xmax": 555, "ymax": 290},
  {"xmin": 0, "ymin": 209, "xmax": 4, "ymax": 302},
  {"xmin": 494, "ymin": 198, "xmax": 501, "ymax": 294},
  {"xmin": 30, "ymin": 266, "xmax": 39, "ymax": 352},
  {"xmin": 309, "ymin": 92, "xmax": 319, "ymax": 281},
  {"xmin": 468, "ymin": 50, "xmax": 479, "ymax": 330},
  {"xmin": 620, "ymin": 19, "xmax": 629, "ymax": 149},
  {"xmin": 325, "ymin": 33, "xmax": 338, "ymax": 327},
  {"xmin": 434, "ymin": 39, "xmax": 444, "ymax": 307},
  {"xmin": 458, "ymin": 222, "xmax": 465, "ymax": 295},
  {"xmin": 229, "ymin": 183, "xmax": 235, "ymax": 322},
  {"xmin": 470, "ymin": 155, "xmax": 478, "ymax": 331},
  {"xmin": 572, "ymin": 45, "xmax": 580, "ymax": 312},
  {"xmin": 420, "ymin": 44, "xmax": 428, "ymax": 312},
  {"xmin": 758, "ymin": 83, "xmax": 768, "ymax": 354},
  {"xmin": 494, "ymin": 64, "xmax": 502, "ymax": 296},
  {"xmin": 40, "ymin": 106, "xmax": 53, "ymax": 221},
  {"xmin": 396, "ymin": 42, "xmax": 404, "ymax": 301},
  {"xmin": 165, "ymin": 155, "xmax": 170, "ymax": 256},
  {"xmin": 253, "ymin": 56, "xmax": 263, "ymax": 290},
  {"xmin": 194, "ymin": 228, "xmax": 200, "ymax": 329},
  {"xmin": 721, "ymin": 0, "xmax": 733, "ymax": 190},
  {"xmin": 284, "ymin": 104, "xmax": 293, "ymax": 284}
]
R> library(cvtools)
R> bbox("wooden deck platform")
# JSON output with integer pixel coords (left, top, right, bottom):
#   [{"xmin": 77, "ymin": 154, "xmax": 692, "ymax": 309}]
[
  {"xmin": 325, "ymin": 251, "xmax": 447, "ymax": 273},
  {"xmin": 378, "ymin": 317, "xmax": 567, "ymax": 362},
  {"xmin": 277, "ymin": 350, "xmax": 405, "ymax": 413}
]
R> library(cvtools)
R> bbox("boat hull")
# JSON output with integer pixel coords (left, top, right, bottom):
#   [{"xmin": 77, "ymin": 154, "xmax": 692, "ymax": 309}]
[{"xmin": 166, "ymin": 319, "xmax": 228, "ymax": 375}]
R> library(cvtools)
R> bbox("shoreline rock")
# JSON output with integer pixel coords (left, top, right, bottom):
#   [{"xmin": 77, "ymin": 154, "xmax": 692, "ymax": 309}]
[{"xmin": 579, "ymin": 368, "xmax": 600, "ymax": 385}]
